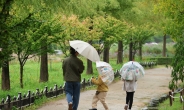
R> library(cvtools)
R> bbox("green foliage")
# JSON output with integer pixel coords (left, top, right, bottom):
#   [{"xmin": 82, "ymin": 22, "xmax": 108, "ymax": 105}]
[
  {"xmin": 147, "ymin": 47, "xmax": 162, "ymax": 54},
  {"xmin": 93, "ymin": 15, "xmax": 128, "ymax": 48},
  {"xmin": 149, "ymin": 57, "xmax": 172, "ymax": 65},
  {"xmin": 154, "ymin": 0, "xmax": 184, "ymax": 38},
  {"xmin": 170, "ymin": 38, "xmax": 184, "ymax": 89}
]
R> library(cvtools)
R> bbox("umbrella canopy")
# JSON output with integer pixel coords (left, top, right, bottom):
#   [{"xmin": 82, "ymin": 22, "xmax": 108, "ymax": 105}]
[
  {"xmin": 69, "ymin": 40, "xmax": 100, "ymax": 62},
  {"xmin": 96, "ymin": 61, "xmax": 114, "ymax": 85},
  {"xmin": 120, "ymin": 61, "xmax": 145, "ymax": 80}
]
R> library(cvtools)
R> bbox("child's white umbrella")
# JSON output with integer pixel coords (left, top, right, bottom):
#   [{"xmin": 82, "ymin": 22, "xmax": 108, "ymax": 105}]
[
  {"xmin": 96, "ymin": 61, "xmax": 114, "ymax": 85},
  {"xmin": 120, "ymin": 61, "xmax": 145, "ymax": 80}
]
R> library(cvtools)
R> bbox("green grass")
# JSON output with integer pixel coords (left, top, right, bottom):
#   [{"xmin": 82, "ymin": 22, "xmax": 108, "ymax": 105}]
[{"xmin": 158, "ymin": 93, "xmax": 183, "ymax": 110}]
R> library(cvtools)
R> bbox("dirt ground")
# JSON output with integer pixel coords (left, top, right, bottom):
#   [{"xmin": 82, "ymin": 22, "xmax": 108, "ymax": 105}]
[{"xmin": 38, "ymin": 67, "xmax": 172, "ymax": 110}]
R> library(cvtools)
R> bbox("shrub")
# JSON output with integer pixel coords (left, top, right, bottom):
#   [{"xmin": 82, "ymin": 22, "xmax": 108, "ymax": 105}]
[{"xmin": 149, "ymin": 57, "xmax": 173, "ymax": 65}]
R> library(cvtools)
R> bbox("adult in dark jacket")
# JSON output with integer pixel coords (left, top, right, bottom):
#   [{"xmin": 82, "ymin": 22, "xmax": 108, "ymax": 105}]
[{"xmin": 62, "ymin": 47, "xmax": 85, "ymax": 110}]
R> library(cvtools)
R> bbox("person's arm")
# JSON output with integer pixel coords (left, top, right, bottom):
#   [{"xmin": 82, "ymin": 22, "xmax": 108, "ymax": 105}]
[
  {"xmin": 91, "ymin": 76, "xmax": 103, "ymax": 85},
  {"xmin": 78, "ymin": 60, "xmax": 84, "ymax": 74}
]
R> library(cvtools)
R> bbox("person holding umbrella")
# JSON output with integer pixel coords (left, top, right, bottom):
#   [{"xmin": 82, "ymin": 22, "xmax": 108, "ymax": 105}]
[
  {"xmin": 122, "ymin": 75, "xmax": 137, "ymax": 110},
  {"xmin": 120, "ymin": 61, "xmax": 145, "ymax": 110},
  {"xmin": 89, "ymin": 76, "xmax": 109, "ymax": 110},
  {"xmin": 62, "ymin": 47, "xmax": 85, "ymax": 110}
]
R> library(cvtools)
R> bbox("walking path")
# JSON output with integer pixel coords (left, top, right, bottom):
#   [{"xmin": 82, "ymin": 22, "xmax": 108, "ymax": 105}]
[{"xmin": 38, "ymin": 67, "xmax": 172, "ymax": 110}]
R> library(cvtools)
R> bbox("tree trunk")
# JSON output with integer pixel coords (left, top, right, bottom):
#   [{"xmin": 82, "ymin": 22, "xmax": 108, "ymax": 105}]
[
  {"xmin": 129, "ymin": 40, "xmax": 133, "ymax": 61},
  {"xmin": 86, "ymin": 59, "xmax": 93, "ymax": 74},
  {"xmin": 1, "ymin": 61, "xmax": 10, "ymax": 90},
  {"xmin": 20, "ymin": 63, "xmax": 24, "ymax": 88},
  {"xmin": 40, "ymin": 51, "xmax": 49, "ymax": 82},
  {"xmin": 139, "ymin": 43, "xmax": 142, "ymax": 60},
  {"xmin": 117, "ymin": 41, "xmax": 123, "ymax": 64},
  {"xmin": 103, "ymin": 46, "xmax": 110, "ymax": 63},
  {"xmin": 86, "ymin": 40, "xmax": 93, "ymax": 74},
  {"xmin": 163, "ymin": 34, "xmax": 166, "ymax": 57}
]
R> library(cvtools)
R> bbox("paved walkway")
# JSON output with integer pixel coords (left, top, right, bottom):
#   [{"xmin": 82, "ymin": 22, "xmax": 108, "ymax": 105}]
[{"xmin": 38, "ymin": 67, "xmax": 172, "ymax": 110}]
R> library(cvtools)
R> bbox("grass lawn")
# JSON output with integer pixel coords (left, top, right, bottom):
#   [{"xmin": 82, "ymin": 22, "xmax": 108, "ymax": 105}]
[{"xmin": 157, "ymin": 92, "xmax": 183, "ymax": 110}]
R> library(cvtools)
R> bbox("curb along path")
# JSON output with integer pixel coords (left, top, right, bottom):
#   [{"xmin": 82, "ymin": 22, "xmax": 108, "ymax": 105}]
[{"xmin": 38, "ymin": 67, "xmax": 172, "ymax": 110}]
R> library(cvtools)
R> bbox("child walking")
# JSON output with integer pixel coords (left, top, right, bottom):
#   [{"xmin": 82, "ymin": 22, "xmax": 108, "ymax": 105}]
[
  {"xmin": 89, "ymin": 76, "xmax": 109, "ymax": 110},
  {"xmin": 122, "ymin": 74, "xmax": 137, "ymax": 110}
]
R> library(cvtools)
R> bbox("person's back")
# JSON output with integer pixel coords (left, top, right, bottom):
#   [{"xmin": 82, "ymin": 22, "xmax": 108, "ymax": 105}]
[
  {"xmin": 63, "ymin": 54, "xmax": 84, "ymax": 82},
  {"xmin": 122, "ymin": 73, "xmax": 137, "ymax": 110},
  {"xmin": 62, "ymin": 47, "xmax": 84, "ymax": 110}
]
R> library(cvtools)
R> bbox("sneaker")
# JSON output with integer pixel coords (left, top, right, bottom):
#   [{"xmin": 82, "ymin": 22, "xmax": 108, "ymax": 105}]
[
  {"xmin": 124, "ymin": 104, "xmax": 128, "ymax": 110},
  {"xmin": 89, "ymin": 108, "xmax": 97, "ymax": 110}
]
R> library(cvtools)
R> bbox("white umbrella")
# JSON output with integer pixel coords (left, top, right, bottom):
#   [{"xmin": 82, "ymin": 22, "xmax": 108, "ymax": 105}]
[
  {"xmin": 69, "ymin": 40, "xmax": 100, "ymax": 62},
  {"xmin": 96, "ymin": 61, "xmax": 114, "ymax": 85},
  {"xmin": 120, "ymin": 61, "xmax": 145, "ymax": 80}
]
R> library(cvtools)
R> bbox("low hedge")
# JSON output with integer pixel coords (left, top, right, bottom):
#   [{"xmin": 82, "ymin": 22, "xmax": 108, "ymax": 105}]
[{"xmin": 149, "ymin": 57, "xmax": 173, "ymax": 65}]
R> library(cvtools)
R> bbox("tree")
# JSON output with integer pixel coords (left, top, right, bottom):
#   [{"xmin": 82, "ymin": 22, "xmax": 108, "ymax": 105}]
[
  {"xmin": 131, "ymin": 25, "xmax": 154, "ymax": 60},
  {"xmin": 154, "ymin": 0, "xmax": 184, "ymax": 89},
  {"xmin": 93, "ymin": 15, "xmax": 127, "ymax": 63},
  {"xmin": 0, "ymin": 0, "xmax": 14, "ymax": 90},
  {"xmin": 10, "ymin": 13, "xmax": 46, "ymax": 88},
  {"xmin": 103, "ymin": 0, "xmax": 133, "ymax": 64},
  {"xmin": 0, "ymin": 0, "xmax": 106, "ymax": 89}
]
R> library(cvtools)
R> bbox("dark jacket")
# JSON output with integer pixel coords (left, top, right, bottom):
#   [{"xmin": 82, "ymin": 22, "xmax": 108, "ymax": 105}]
[{"xmin": 62, "ymin": 55, "xmax": 84, "ymax": 82}]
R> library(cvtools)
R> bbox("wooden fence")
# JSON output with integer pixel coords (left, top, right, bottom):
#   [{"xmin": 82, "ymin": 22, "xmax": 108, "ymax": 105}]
[{"xmin": 169, "ymin": 88, "xmax": 184, "ymax": 107}]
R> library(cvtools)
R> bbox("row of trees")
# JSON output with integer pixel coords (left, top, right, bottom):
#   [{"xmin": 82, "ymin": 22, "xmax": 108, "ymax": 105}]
[{"xmin": 0, "ymin": 0, "xmax": 182, "ymax": 91}]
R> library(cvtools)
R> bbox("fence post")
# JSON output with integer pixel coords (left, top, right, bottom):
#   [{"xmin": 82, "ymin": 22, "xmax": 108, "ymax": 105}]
[
  {"xmin": 36, "ymin": 88, "xmax": 40, "ymax": 98},
  {"xmin": 28, "ymin": 90, "xmax": 31, "ymax": 106},
  {"xmin": 180, "ymin": 90, "xmax": 183, "ymax": 103},
  {"xmin": 7, "ymin": 95, "xmax": 11, "ymax": 109},
  {"xmin": 45, "ymin": 86, "xmax": 48, "ymax": 97},
  {"xmin": 18, "ymin": 92, "xmax": 22, "ymax": 109},
  {"xmin": 55, "ymin": 84, "xmax": 58, "ymax": 97},
  {"xmin": 172, "ymin": 89, "xmax": 174, "ymax": 101},
  {"xmin": 169, "ymin": 91, "xmax": 172, "ymax": 106}
]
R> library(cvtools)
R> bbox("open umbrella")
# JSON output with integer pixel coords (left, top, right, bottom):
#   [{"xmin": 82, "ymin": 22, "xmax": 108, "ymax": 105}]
[
  {"xmin": 96, "ymin": 61, "xmax": 114, "ymax": 85},
  {"xmin": 120, "ymin": 61, "xmax": 145, "ymax": 80},
  {"xmin": 69, "ymin": 40, "xmax": 100, "ymax": 62}
]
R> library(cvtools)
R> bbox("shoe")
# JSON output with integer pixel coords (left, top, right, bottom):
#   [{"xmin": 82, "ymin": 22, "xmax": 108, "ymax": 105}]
[
  {"xmin": 124, "ymin": 104, "xmax": 128, "ymax": 110},
  {"xmin": 89, "ymin": 108, "xmax": 97, "ymax": 110},
  {"xmin": 68, "ymin": 102, "xmax": 73, "ymax": 110}
]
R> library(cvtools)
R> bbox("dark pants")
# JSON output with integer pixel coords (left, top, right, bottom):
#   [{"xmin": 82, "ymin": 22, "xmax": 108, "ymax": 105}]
[{"xmin": 126, "ymin": 91, "xmax": 135, "ymax": 109}]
